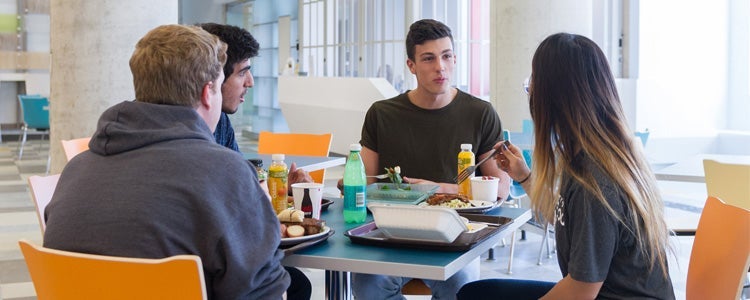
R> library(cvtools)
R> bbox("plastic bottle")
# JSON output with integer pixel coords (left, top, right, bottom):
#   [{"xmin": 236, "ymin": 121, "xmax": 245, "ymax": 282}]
[
  {"xmin": 457, "ymin": 143, "xmax": 475, "ymax": 196},
  {"xmin": 248, "ymin": 159, "xmax": 268, "ymax": 183},
  {"xmin": 268, "ymin": 154, "xmax": 289, "ymax": 214},
  {"xmin": 343, "ymin": 143, "xmax": 367, "ymax": 223}
]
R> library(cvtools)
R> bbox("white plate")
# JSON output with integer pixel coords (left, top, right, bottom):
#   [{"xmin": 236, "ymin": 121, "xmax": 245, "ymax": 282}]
[
  {"xmin": 419, "ymin": 200, "xmax": 495, "ymax": 211},
  {"xmin": 280, "ymin": 226, "xmax": 331, "ymax": 246}
]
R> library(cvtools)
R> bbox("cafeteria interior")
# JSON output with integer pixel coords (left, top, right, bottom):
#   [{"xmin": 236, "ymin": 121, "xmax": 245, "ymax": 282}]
[{"xmin": 0, "ymin": 130, "xmax": 705, "ymax": 300}]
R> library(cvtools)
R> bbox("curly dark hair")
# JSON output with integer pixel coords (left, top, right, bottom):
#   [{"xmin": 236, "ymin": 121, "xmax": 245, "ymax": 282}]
[
  {"xmin": 405, "ymin": 19, "xmax": 453, "ymax": 61},
  {"xmin": 198, "ymin": 23, "xmax": 259, "ymax": 83}
]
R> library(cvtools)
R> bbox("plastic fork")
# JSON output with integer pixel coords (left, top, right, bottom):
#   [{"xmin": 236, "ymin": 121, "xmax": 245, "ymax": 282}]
[
  {"xmin": 367, "ymin": 174, "xmax": 389, "ymax": 179},
  {"xmin": 454, "ymin": 149, "xmax": 496, "ymax": 185}
]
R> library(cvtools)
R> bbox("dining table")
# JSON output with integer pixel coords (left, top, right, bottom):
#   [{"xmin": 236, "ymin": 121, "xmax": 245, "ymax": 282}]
[
  {"xmin": 244, "ymin": 153, "xmax": 346, "ymax": 172},
  {"xmin": 281, "ymin": 197, "xmax": 532, "ymax": 300},
  {"xmin": 654, "ymin": 153, "xmax": 750, "ymax": 183}
]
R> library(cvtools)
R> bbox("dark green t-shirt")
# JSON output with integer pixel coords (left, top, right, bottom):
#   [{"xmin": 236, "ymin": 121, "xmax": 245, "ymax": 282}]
[{"xmin": 360, "ymin": 89, "xmax": 503, "ymax": 183}]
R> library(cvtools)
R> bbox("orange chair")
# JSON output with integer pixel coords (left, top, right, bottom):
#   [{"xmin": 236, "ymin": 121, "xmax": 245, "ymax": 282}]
[
  {"xmin": 18, "ymin": 239, "xmax": 207, "ymax": 300},
  {"xmin": 401, "ymin": 278, "xmax": 431, "ymax": 295},
  {"xmin": 686, "ymin": 196, "xmax": 750, "ymax": 300},
  {"xmin": 27, "ymin": 174, "xmax": 61, "ymax": 234},
  {"xmin": 61, "ymin": 137, "xmax": 91, "ymax": 161},
  {"xmin": 257, "ymin": 131, "xmax": 332, "ymax": 184}
]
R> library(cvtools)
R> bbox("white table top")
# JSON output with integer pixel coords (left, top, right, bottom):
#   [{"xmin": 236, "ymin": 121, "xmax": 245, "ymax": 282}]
[
  {"xmin": 244, "ymin": 154, "xmax": 346, "ymax": 172},
  {"xmin": 654, "ymin": 153, "xmax": 750, "ymax": 183}
]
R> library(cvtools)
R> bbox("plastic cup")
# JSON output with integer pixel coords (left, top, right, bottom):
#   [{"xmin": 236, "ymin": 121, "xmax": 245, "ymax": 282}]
[
  {"xmin": 291, "ymin": 182, "xmax": 324, "ymax": 219},
  {"xmin": 470, "ymin": 176, "xmax": 499, "ymax": 202}
]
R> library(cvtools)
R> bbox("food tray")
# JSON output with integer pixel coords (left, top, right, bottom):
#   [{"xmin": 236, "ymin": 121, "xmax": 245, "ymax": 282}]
[
  {"xmin": 344, "ymin": 214, "xmax": 513, "ymax": 252},
  {"xmin": 366, "ymin": 183, "xmax": 439, "ymax": 204}
]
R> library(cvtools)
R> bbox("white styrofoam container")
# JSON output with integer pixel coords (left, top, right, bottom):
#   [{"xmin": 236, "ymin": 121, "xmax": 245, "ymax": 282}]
[{"xmin": 369, "ymin": 203, "xmax": 468, "ymax": 243}]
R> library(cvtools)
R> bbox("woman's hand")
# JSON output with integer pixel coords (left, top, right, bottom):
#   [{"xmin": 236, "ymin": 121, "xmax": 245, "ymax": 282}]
[{"xmin": 494, "ymin": 141, "xmax": 531, "ymax": 183}]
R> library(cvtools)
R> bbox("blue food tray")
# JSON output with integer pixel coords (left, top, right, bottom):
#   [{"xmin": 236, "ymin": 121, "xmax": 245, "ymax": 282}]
[{"xmin": 366, "ymin": 183, "xmax": 439, "ymax": 205}]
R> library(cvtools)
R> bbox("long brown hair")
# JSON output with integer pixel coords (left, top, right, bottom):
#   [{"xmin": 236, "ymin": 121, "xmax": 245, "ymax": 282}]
[{"xmin": 528, "ymin": 33, "xmax": 670, "ymax": 275}]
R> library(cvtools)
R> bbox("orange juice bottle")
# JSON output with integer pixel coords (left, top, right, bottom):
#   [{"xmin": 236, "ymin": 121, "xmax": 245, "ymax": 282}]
[
  {"xmin": 268, "ymin": 154, "xmax": 288, "ymax": 214},
  {"xmin": 457, "ymin": 144, "xmax": 474, "ymax": 196}
]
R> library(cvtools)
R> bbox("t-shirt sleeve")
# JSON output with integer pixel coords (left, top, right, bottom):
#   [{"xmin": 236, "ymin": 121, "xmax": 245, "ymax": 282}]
[
  {"xmin": 477, "ymin": 103, "xmax": 503, "ymax": 155},
  {"xmin": 360, "ymin": 104, "xmax": 380, "ymax": 152},
  {"xmin": 564, "ymin": 184, "xmax": 620, "ymax": 283}
]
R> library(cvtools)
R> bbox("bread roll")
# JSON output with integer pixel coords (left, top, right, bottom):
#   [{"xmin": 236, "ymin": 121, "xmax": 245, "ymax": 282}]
[{"xmin": 277, "ymin": 209, "xmax": 305, "ymax": 223}]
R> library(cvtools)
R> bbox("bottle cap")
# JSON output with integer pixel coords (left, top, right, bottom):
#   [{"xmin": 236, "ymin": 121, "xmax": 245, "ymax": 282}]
[
  {"xmin": 460, "ymin": 143, "xmax": 472, "ymax": 151},
  {"xmin": 350, "ymin": 143, "xmax": 362, "ymax": 151},
  {"xmin": 271, "ymin": 154, "xmax": 285, "ymax": 161}
]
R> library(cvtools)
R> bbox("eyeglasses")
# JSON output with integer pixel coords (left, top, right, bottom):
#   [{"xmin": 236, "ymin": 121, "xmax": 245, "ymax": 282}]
[{"xmin": 522, "ymin": 77, "xmax": 531, "ymax": 95}]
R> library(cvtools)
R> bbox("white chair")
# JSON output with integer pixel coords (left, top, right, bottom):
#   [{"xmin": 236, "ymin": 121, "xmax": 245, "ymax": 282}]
[
  {"xmin": 61, "ymin": 137, "xmax": 91, "ymax": 161},
  {"xmin": 27, "ymin": 173, "xmax": 60, "ymax": 234}
]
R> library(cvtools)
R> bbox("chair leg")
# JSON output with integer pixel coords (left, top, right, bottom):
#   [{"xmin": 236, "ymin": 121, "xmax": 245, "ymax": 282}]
[
  {"xmin": 45, "ymin": 150, "xmax": 51, "ymax": 175},
  {"xmin": 18, "ymin": 126, "xmax": 28, "ymax": 159},
  {"xmin": 537, "ymin": 223, "xmax": 550, "ymax": 265},
  {"xmin": 547, "ymin": 225, "xmax": 555, "ymax": 258},
  {"xmin": 507, "ymin": 230, "xmax": 517, "ymax": 274}
]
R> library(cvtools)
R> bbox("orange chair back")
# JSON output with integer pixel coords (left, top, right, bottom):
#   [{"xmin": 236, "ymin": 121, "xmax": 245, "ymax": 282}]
[
  {"xmin": 257, "ymin": 131, "xmax": 332, "ymax": 183},
  {"xmin": 686, "ymin": 196, "xmax": 750, "ymax": 300},
  {"xmin": 61, "ymin": 137, "xmax": 91, "ymax": 161},
  {"xmin": 27, "ymin": 174, "xmax": 61, "ymax": 234},
  {"xmin": 18, "ymin": 239, "xmax": 207, "ymax": 300}
]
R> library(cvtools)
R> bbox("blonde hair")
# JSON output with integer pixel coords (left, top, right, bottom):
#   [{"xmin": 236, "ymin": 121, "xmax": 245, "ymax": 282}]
[
  {"xmin": 528, "ymin": 33, "xmax": 671, "ymax": 275},
  {"xmin": 129, "ymin": 24, "xmax": 227, "ymax": 107}
]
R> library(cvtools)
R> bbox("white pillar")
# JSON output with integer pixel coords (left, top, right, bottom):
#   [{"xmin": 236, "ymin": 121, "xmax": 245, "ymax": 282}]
[
  {"xmin": 49, "ymin": 0, "xmax": 177, "ymax": 172},
  {"xmin": 490, "ymin": 0, "xmax": 593, "ymax": 132}
]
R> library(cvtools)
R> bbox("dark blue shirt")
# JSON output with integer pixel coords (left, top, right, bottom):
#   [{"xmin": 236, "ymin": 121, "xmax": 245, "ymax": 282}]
[{"xmin": 213, "ymin": 112, "xmax": 239, "ymax": 152}]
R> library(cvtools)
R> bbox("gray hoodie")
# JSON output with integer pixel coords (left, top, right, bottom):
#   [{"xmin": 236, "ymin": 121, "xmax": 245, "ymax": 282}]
[{"xmin": 44, "ymin": 101, "xmax": 289, "ymax": 299}]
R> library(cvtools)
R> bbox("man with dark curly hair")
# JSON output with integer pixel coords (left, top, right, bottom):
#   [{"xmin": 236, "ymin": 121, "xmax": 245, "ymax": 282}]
[{"xmin": 199, "ymin": 23, "xmax": 313, "ymax": 300}]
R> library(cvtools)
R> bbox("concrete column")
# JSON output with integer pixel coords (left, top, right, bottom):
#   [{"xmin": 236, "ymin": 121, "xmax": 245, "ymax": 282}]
[
  {"xmin": 490, "ymin": 0, "xmax": 593, "ymax": 132},
  {"xmin": 49, "ymin": 0, "xmax": 177, "ymax": 172}
]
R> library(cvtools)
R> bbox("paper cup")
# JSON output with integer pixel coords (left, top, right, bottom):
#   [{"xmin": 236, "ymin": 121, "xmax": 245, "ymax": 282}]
[
  {"xmin": 470, "ymin": 177, "xmax": 499, "ymax": 202},
  {"xmin": 291, "ymin": 182, "xmax": 324, "ymax": 219}
]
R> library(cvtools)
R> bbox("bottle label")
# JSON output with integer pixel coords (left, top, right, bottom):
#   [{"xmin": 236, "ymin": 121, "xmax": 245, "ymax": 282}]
[
  {"xmin": 355, "ymin": 192, "xmax": 365, "ymax": 207},
  {"xmin": 343, "ymin": 185, "xmax": 366, "ymax": 210},
  {"xmin": 269, "ymin": 169, "xmax": 288, "ymax": 177}
]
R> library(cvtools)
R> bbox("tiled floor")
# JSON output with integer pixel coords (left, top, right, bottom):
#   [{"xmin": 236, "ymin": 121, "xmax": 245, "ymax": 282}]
[{"xmin": 0, "ymin": 134, "xmax": 705, "ymax": 299}]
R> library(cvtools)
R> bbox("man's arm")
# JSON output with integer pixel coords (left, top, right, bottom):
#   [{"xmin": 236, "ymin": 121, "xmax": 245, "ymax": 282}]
[
  {"xmin": 478, "ymin": 149, "xmax": 510, "ymax": 200},
  {"xmin": 361, "ymin": 146, "xmax": 380, "ymax": 184}
]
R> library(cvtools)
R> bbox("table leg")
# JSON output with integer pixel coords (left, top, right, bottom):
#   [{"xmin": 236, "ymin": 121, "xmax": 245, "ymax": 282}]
[{"xmin": 325, "ymin": 270, "xmax": 352, "ymax": 300}]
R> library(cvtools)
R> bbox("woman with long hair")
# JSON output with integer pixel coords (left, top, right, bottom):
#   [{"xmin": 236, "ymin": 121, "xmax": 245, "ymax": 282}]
[{"xmin": 458, "ymin": 33, "xmax": 675, "ymax": 299}]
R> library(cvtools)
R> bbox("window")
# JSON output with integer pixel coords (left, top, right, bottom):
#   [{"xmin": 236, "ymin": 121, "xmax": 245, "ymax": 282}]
[
  {"xmin": 300, "ymin": 0, "xmax": 490, "ymax": 97},
  {"xmin": 638, "ymin": 0, "xmax": 750, "ymax": 134}
]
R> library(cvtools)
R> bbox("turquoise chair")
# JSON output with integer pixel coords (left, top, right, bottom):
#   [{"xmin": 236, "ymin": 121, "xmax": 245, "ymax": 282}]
[{"xmin": 17, "ymin": 95, "xmax": 50, "ymax": 166}]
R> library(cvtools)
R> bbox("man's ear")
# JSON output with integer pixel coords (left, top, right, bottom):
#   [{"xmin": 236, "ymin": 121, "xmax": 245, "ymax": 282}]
[
  {"xmin": 199, "ymin": 82, "xmax": 213, "ymax": 108},
  {"xmin": 406, "ymin": 59, "xmax": 416, "ymax": 75}
]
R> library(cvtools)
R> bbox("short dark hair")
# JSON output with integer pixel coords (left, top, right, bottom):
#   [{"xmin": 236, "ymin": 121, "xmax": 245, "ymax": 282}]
[
  {"xmin": 198, "ymin": 23, "xmax": 260, "ymax": 82},
  {"xmin": 405, "ymin": 19, "xmax": 454, "ymax": 61}
]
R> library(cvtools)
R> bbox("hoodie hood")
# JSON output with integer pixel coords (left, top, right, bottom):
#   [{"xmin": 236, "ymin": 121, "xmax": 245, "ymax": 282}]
[{"xmin": 89, "ymin": 101, "xmax": 214, "ymax": 156}]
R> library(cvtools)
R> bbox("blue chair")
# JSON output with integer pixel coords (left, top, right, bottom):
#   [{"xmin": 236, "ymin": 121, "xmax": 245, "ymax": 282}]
[{"xmin": 17, "ymin": 95, "xmax": 50, "ymax": 164}]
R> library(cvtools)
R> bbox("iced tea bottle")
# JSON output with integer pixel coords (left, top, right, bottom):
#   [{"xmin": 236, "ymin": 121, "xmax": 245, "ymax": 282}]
[
  {"xmin": 268, "ymin": 154, "xmax": 288, "ymax": 214},
  {"xmin": 457, "ymin": 144, "xmax": 475, "ymax": 196}
]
